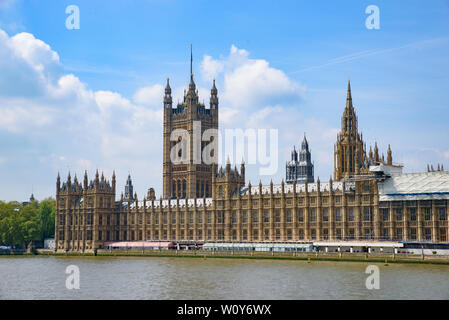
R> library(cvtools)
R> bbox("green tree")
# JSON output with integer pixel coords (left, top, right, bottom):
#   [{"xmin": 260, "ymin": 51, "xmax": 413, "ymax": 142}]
[
  {"xmin": 0, "ymin": 198, "xmax": 56, "ymax": 248},
  {"xmin": 38, "ymin": 198, "xmax": 55, "ymax": 241}
]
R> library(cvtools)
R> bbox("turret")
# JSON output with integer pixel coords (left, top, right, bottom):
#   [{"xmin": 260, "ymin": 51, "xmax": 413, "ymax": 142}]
[
  {"xmin": 112, "ymin": 170, "xmax": 116, "ymax": 193},
  {"xmin": 164, "ymin": 78, "xmax": 172, "ymax": 109},
  {"xmin": 387, "ymin": 144, "xmax": 392, "ymax": 165},
  {"xmin": 210, "ymin": 79, "xmax": 218, "ymax": 109},
  {"xmin": 124, "ymin": 174, "xmax": 134, "ymax": 201},
  {"xmin": 374, "ymin": 142, "xmax": 379, "ymax": 163},
  {"xmin": 56, "ymin": 172, "xmax": 60, "ymax": 194},
  {"xmin": 291, "ymin": 146, "xmax": 298, "ymax": 161},
  {"xmin": 240, "ymin": 159, "xmax": 245, "ymax": 183},
  {"xmin": 95, "ymin": 169, "xmax": 99, "ymax": 188},
  {"xmin": 84, "ymin": 170, "xmax": 88, "ymax": 189},
  {"xmin": 67, "ymin": 171, "xmax": 72, "ymax": 189},
  {"xmin": 147, "ymin": 188, "xmax": 156, "ymax": 201}
]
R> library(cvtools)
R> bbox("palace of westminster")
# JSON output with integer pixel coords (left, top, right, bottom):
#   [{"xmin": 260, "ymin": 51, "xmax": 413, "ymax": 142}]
[{"xmin": 54, "ymin": 59, "xmax": 449, "ymax": 252}]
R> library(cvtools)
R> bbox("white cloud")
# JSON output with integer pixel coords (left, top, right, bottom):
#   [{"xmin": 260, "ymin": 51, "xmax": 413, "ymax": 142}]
[
  {"xmin": 0, "ymin": 29, "xmax": 165, "ymax": 200},
  {"xmin": 0, "ymin": 31, "xmax": 339, "ymax": 200},
  {"xmin": 201, "ymin": 55, "xmax": 224, "ymax": 81},
  {"xmin": 133, "ymin": 84, "xmax": 164, "ymax": 107},
  {"xmin": 201, "ymin": 44, "xmax": 305, "ymax": 110}
]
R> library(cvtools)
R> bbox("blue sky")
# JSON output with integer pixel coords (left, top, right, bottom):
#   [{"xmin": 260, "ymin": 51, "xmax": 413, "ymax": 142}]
[{"xmin": 0, "ymin": 0, "xmax": 448, "ymax": 201}]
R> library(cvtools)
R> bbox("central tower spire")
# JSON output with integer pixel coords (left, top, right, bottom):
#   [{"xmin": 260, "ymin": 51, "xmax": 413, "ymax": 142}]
[
  {"xmin": 187, "ymin": 44, "xmax": 197, "ymax": 100},
  {"xmin": 346, "ymin": 79, "xmax": 353, "ymax": 110},
  {"xmin": 334, "ymin": 80, "xmax": 365, "ymax": 180}
]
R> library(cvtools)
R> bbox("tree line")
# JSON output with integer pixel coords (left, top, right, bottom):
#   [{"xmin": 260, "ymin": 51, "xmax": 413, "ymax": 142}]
[{"xmin": 0, "ymin": 198, "xmax": 55, "ymax": 248}]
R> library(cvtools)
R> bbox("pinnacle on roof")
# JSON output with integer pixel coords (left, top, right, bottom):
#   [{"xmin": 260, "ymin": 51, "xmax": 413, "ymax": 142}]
[
  {"xmin": 165, "ymin": 77, "xmax": 171, "ymax": 94},
  {"xmin": 346, "ymin": 79, "xmax": 353, "ymax": 110},
  {"xmin": 301, "ymin": 133, "xmax": 309, "ymax": 151}
]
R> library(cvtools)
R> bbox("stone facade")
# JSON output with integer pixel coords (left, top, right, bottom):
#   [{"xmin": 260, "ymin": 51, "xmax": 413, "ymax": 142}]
[
  {"xmin": 162, "ymin": 48, "xmax": 218, "ymax": 199},
  {"xmin": 54, "ymin": 78, "xmax": 449, "ymax": 252}
]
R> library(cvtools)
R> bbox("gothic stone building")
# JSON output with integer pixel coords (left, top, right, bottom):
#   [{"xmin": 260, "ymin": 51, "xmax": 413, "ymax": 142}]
[{"xmin": 54, "ymin": 79, "xmax": 449, "ymax": 252}]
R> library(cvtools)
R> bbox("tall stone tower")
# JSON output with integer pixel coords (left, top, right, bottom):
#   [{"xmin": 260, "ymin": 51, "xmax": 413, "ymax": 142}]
[
  {"xmin": 334, "ymin": 80, "xmax": 366, "ymax": 181},
  {"xmin": 163, "ymin": 46, "xmax": 219, "ymax": 199}
]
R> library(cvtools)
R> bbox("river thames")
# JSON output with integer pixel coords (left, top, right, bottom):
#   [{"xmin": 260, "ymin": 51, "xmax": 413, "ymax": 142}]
[{"xmin": 0, "ymin": 256, "xmax": 448, "ymax": 299}]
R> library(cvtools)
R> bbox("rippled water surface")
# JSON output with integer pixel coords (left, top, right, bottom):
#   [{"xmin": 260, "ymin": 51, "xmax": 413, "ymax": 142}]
[{"xmin": 0, "ymin": 256, "xmax": 448, "ymax": 299}]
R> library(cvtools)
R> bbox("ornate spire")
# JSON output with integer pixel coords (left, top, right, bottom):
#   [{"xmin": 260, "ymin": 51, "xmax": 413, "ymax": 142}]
[
  {"xmin": 185, "ymin": 44, "xmax": 198, "ymax": 104},
  {"xmin": 374, "ymin": 142, "xmax": 379, "ymax": 163},
  {"xmin": 210, "ymin": 78, "xmax": 218, "ymax": 109},
  {"xmin": 301, "ymin": 133, "xmax": 309, "ymax": 151},
  {"xmin": 291, "ymin": 145, "xmax": 297, "ymax": 161},
  {"xmin": 56, "ymin": 172, "xmax": 61, "ymax": 191},
  {"xmin": 125, "ymin": 173, "xmax": 134, "ymax": 201},
  {"xmin": 84, "ymin": 170, "xmax": 88, "ymax": 189},
  {"xmin": 387, "ymin": 144, "xmax": 392, "ymax": 165},
  {"xmin": 346, "ymin": 79, "xmax": 353, "ymax": 111},
  {"xmin": 164, "ymin": 78, "xmax": 172, "ymax": 108}
]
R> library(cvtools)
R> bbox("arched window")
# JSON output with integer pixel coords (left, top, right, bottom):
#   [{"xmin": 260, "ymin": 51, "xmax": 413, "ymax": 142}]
[{"xmin": 218, "ymin": 186, "xmax": 223, "ymax": 197}]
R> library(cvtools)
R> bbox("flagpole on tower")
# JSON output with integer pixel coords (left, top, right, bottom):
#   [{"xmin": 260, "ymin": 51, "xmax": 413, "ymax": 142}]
[{"xmin": 190, "ymin": 43, "xmax": 193, "ymax": 77}]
